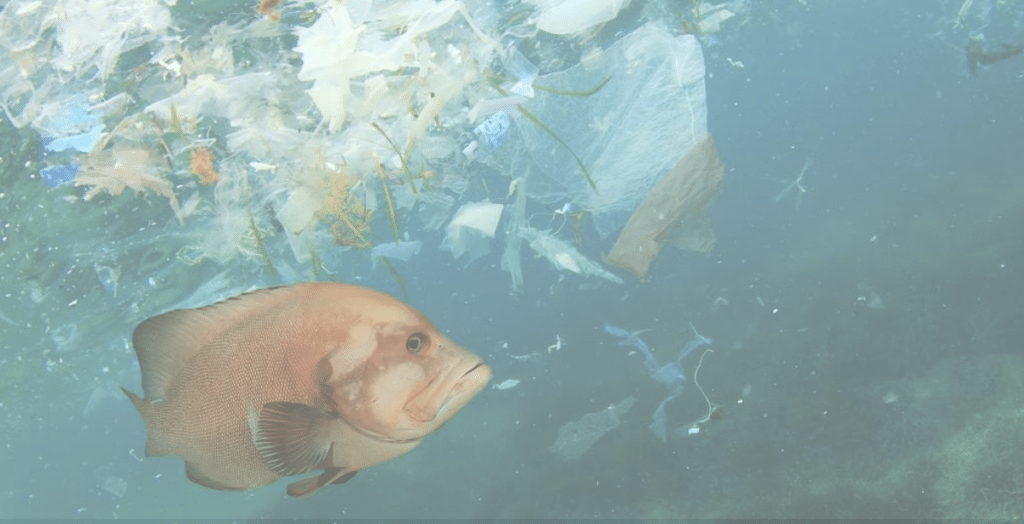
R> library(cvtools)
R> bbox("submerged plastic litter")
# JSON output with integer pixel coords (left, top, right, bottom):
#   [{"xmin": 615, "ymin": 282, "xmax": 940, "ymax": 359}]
[
  {"xmin": 520, "ymin": 227, "xmax": 623, "ymax": 284},
  {"xmin": 549, "ymin": 396, "xmax": 636, "ymax": 461},
  {"xmin": 0, "ymin": 0, "xmax": 723, "ymax": 297},
  {"xmin": 39, "ymin": 164, "xmax": 78, "ymax": 187},
  {"xmin": 44, "ymin": 124, "xmax": 103, "ymax": 153},
  {"xmin": 605, "ymin": 322, "xmax": 712, "ymax": 441},
  {"xmin": 442, "ymin": 202, "xmax": 504, "ymax": 263},
  {"xmin": 606, "ymin": 135, "xmax": 725, "ymax": 280},
  {"xmin": 101, "ymin": 475, "xmax": 127, "ymax": 498},
  {"xmin": 530, "ymin": 0, "xmax": 633, "ymax": 36},
  {"xmin": 520, "ymin": 24, "xmax": 709, "ymax": 237},
  {"xmin": 475, "ymin": 111, "xmax": 512, "ymax": 148},
  {"xmin": 370, "ymin": 240, "xmax": 423, "ymax": 268}
]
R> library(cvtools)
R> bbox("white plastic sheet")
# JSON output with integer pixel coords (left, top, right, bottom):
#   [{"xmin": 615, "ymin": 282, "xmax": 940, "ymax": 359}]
[{"xmin": 442, "ymin": 202, "xmax": 504, "ymax": 262}]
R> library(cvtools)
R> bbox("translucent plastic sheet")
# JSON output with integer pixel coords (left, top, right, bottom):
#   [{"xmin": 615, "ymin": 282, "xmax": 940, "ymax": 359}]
[
  {"xmin": 442, "ymin": 202, "xmax": 504, "ymax": 263},
  {"xmin": 520, "ymin": 227, "xmax": 623, "ymax": 284},
  {"xmin": 520, "ymin": 24, "xmax": 707, "ymax": 236},
  {"xmin": 549, "ymin": 396, "xmax": 636, "ymax": 462},
  {"xmin": 606, "ymin": 135, "xmax": 724, "ymax": 280}
]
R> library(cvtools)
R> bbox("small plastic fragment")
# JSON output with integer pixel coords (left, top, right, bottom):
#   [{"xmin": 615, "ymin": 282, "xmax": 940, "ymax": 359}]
[
  {"xmin": 40, "ymin": 164, "xmax": 79, "ymax": 187},
  {"xmin": 370, "ymin": 240, "xmax": 423, "ymax": 268},
  {"xmin": 474, "ymin": 111, "xmax": 511, "ymax": 148},
  {"xmin": 45, "ymin": 125, "xmax": 104, "ymax": 153}
]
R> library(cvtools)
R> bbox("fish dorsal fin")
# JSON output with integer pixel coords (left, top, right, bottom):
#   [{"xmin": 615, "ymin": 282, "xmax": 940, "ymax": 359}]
[
  {"xmin": 131, "ymin": 285, "xmax": 299, "ymax": 399},
  {"xmin": 287, "ymin": 468, "xmax": 358, "ymax": 497},
  {"xmin": 255, "ymin": 401, "xmax": 333, "ymax": 477}
]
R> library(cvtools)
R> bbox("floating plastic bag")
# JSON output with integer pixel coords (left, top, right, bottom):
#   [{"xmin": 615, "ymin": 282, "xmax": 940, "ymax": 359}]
[
  {"xmin": 442, "ymin": 202, "xmax": 504, "ymax": 262},
  {"xmin": 605, "ymin": 135, "xmax": 724, "ymax": 280},
  {"xmin": 549, "ymin": 396, "xmax": 636, "ymax": 462},
  {"xmin": 520, "ymin": 24, "xmax": 707, "ymax": 236}
]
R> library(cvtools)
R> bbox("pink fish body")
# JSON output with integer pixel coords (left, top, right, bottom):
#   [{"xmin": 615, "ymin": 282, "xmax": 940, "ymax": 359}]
[{"xmin": 123, "ymin": 282, "xmax": 491, "ymax": 496}]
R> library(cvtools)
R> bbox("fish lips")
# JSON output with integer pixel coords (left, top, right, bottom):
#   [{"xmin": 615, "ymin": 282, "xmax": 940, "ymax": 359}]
[{"xmin": 409, "ymin": 358, "xmax": 492, "ymax": 425}]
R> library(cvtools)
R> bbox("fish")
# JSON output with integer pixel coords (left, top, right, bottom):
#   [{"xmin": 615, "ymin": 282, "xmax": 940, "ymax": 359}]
[{"xmin": 122, "ymin": 282, "xmax": 492, "ymax": 497}]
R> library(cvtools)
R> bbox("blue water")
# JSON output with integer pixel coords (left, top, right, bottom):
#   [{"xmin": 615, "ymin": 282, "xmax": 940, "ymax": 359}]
[{"xmin": 2, "ymin": 0, "xmax": 1024, "ymax": 519}]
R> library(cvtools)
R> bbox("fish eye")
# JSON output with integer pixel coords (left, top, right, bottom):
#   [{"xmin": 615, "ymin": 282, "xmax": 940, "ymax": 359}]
[{"xmin": 406, "ymin": 332, "xmax": 430, "ymax": 354}]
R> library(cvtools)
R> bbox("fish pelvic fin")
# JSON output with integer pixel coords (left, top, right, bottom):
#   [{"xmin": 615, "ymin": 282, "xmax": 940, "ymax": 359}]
[
  {"xmin": 287, "ymin": 468, "xmax": 358, "ymax": 497},
  {"xmin": 254, "ymin": 401, "xmax": 333, "ymax": 477}
]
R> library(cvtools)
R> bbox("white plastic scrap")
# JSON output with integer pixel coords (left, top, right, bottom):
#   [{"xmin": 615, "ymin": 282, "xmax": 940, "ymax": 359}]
[
  {"xmin": 518, "ymin": 227, "xmax": 623, "ymax": 284},
  {"xmin": 442, "ymin": 202, "xmax": 504, "ymax": 262},
  {"xmin": 294, "ymin": 0, "xmax": 496, "ymax": 132},
  {"xmin": 530, "ymin": 0, "xmax": 632, "ymax": 35},
  {"xmin": 493, "ymin": 378, "xmax": 521, "ymax": 390}
]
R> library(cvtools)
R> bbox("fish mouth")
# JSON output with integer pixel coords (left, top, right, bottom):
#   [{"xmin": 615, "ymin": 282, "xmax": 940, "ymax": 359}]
[
  {"xmin": 403, "ymin": 355, "xmax": 491, "ymax": 426},
  {"xmin": 434, "ymin": 359, "xmax": 491, "ymax": 419},
  {"xmin": 462, "ymin": 362, "xmax": 486, "ymax": 378}
]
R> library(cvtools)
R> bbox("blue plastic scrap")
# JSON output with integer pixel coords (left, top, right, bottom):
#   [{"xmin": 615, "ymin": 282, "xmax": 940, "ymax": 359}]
[
  {"xmin": 45, "ymin": 124, "xmax": 104, "ymax": 153},
  {"xmin": 605, "ymin": 322, "xmax": 712, "ymax": 441},
  {"xmin": 40, "ymin": 164, "xmax": 79, "ymax": 187},
  {"xmin": 474, "ymin": 111, "xmax": 511, "ymax": 148}
]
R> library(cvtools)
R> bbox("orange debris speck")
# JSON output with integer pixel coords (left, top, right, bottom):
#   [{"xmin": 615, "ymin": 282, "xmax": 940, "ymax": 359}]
[
  {"xmin": 190, "ymin": 148, "xmax": 219, "ymax": 185},
  {"xmin": 257, "ymin": 0, "xmax": 282, "ymax": 20}
]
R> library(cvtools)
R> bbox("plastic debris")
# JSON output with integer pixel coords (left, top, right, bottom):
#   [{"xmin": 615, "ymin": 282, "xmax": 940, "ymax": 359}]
[
  {"xmin": 519, "ymin": 24, "xmax": 707, "ymax": 237},
  {"xmin": 696, "ymin": 3, "xmax": 736, "ymax": 34},
  {"xmin": 474, "ymin": 111, "xmax": 513, "ymax": 148},
  {"xmin": 370, "ymin": 240, "xmax": 423, "ymax": 268},
  {"xmin": 101, "ymin": 475, "xmax": 127, "ymax": 498},
  {"xmin": 0, "ymin": 0, "xmax": 728, "ymax": 299},
  {"xmin": 501, "ymin": 178, "xmax": 528, "ymax": 293},
  {"xmin": 606, "ymin": 135, "xmax": 725, "ymax": 280},
  {"xmin": 442, "ymin": 202, "xmax": 504, "ymax": 263},
  {"xmin": 44, "ymin": 124, "xmax": 103, "ymax": 153},
  {"xmin": 519, "ymin": 227, "xmax": 623, "ymax": 284},
  {"xmin": 530, "ymin": 0, "xmax": 632, "ymax": 35},
  {"xmin": 492, "ymin": 378, "xmax": 521, "ymax": 390},
  {"xmin": 74, "ymin": 148, "xmax": 183, "ymax": 222},
  {"xmin": 605, "ymin": 322, "xmax": 712, "ymax": 441},
  {"xmin": 39, "ymin": 164, "xmax": 79, "ymax": 187},
  {"xmin": 549, "ymin": 396, "xmax": 636, "ymax": 462}
]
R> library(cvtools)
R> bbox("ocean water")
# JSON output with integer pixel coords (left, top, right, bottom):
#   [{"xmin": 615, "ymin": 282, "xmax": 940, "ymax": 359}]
[{"xmin": 2, "ymin": 0, "xmax": 1024, "ymax": 519}]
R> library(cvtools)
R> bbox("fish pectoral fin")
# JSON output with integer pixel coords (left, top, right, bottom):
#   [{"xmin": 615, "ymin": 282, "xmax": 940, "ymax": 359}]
[
  {"xmin": 286, "ymin": 467, "xmax": 358, "ymax": 497},
  {"xmin": 254, "ymin": 401, "xmax": 333, "ymax": 477}
]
